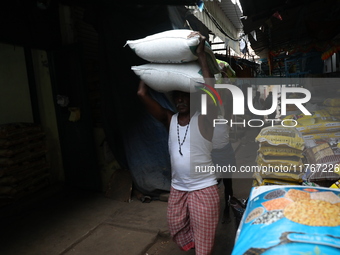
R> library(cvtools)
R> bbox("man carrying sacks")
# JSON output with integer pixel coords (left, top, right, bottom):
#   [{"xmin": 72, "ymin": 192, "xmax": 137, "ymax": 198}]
[{"xmin": 137, "ymin": 31, "xmax": 219, "ymax": 255}]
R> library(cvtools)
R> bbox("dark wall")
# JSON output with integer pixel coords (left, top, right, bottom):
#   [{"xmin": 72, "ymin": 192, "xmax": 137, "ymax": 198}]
[
  {"xmin": 92, "ymin": 5, "xmax": 175, "ymax": 195},
  {"xmin": 0, "ymin": 1, "xmax": 61, "ymax": 49}
]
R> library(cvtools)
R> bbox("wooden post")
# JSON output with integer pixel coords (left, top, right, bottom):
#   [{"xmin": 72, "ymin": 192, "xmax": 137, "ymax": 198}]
[{"xmin": 268, "ymin": 52, "xmax": 272, "ymax": 76}]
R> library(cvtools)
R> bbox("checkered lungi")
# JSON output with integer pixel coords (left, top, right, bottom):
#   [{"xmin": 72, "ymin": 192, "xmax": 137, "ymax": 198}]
[{"xmin": 167, "ymin": 185, "xmax": 220, "ymax": 255}]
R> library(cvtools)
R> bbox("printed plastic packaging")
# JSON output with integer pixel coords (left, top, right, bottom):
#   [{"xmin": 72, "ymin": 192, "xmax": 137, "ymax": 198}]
[{"xmin": 232, "ymin": 185, "xmax": 340, "ymax": 255}]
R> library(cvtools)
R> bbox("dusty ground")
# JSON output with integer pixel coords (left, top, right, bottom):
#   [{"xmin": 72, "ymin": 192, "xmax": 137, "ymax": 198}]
[{"xmin": 0, "ymin": 128, "xmax": 259, "ymax": 255}]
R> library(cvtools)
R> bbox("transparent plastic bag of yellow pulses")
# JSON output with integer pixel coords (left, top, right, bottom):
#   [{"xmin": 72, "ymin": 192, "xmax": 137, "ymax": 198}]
[
  {"xmin": 255, "ymin": 126, "xmax": 304, "ymax": 150},
  {"xmin": 256, "ymin": 154, "xmax": 304, "ymax": 182},
  {"xmin": 284, "ymin": 112, "xmax": 340, "ymax": 135},
  {"xmin": 284, "ymin": 109, "xmax": 337, "ymax": 121},
  {"xmin": 258, "ymin": 144, "xmax": 303, "ymax": 158},
  {"xmin": 232, "ymin": 186, "xmax": 340, "ymax": 255},
  {"xmin": 303, "ymin": 132, "xmax": 340, "ymax": 140},
  {"xmin": 256, "ymin": 154, "xmax": 303, "ymax": 168},
  {"xmin": 296, "ymin": 120, "xmax": 340, "ymax": 135}
]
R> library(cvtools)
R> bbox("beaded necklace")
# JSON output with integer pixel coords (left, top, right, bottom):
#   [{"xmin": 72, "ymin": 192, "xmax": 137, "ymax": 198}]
[{"xmin": 177, "ymin": 120, "xmax": 190, "ymax": 156}]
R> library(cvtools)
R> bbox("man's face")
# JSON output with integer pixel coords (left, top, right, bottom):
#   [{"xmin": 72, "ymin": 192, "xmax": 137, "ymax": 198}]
[{"xmin": 173, "ymin": 91, "xmax": 190, "ymax": 114}]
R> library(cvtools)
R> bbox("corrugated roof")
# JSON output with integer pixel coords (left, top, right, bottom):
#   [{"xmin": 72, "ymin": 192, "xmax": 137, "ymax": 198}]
[
  {"xmin": 188, "ymin": 0, "xmax": 243, "ymax": 54},
  {"xmin": 216, "ymin": 0, "xmax": 243, "ymax": 31},
  {"xmin": 239, "ymin": 0, "xmax": 340, "ymax": 58}
]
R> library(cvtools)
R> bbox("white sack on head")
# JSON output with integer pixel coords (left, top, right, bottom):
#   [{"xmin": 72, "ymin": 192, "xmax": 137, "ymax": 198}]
[
  {"xmin": 131, "ymin": 62, "xmax": 204, "ymax": 93},
  {"xmin": 126, "ymin": 29, "xmax": 199, "ymax": 63},
  {"xmin": 126, "ymin": 29, "xmax": 221, "ymax": 74}
]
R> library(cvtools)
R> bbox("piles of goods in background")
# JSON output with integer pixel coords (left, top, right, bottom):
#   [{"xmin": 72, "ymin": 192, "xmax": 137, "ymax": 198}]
[
  {"xmin": 254, "ymin": 125, "xmax": 305, "ymax": 186},
  {"xmin": 283, "ymin": 98, "xmax": 340, "ymax": 185},
  {"xmin": 0, "ymin": 123, "xmax": 50, "ymax": 207}
]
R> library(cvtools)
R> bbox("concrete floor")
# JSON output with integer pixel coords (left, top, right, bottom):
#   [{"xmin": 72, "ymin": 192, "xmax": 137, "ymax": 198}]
[{"xmin": 0, "ymin": 128, "xmax": 259, "ymax": 255}]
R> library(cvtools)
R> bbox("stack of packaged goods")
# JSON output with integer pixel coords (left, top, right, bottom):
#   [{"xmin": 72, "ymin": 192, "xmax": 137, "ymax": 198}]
[
  {"xmin": 303, "ymin": 139, "xmax": 340, "ymax": 185},
  {"xmin": 232, "ymin": 101, "xmax": 340, "ymax": 255},
  {"xmin": 0, "ymin": 123, "xmax": 50, "ymax": 207},
  {"xmin": 283, "ymin": 98, "xmax": 340, "ymax": 185},
  {"xmin": 254, "ymin": 126, "xmax": 305, "ymax": 186}
]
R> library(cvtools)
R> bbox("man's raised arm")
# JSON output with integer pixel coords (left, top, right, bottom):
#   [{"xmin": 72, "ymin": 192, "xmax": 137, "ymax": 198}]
[{"xmin": 137, "ymin": 80, "xmax": 173, "ymax": 129}]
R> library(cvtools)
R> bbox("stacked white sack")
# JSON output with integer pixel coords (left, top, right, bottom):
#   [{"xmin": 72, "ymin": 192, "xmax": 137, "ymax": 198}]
[{"xmin": 127, "ymin": 29, "xmax": 220, "ymax": 93}]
